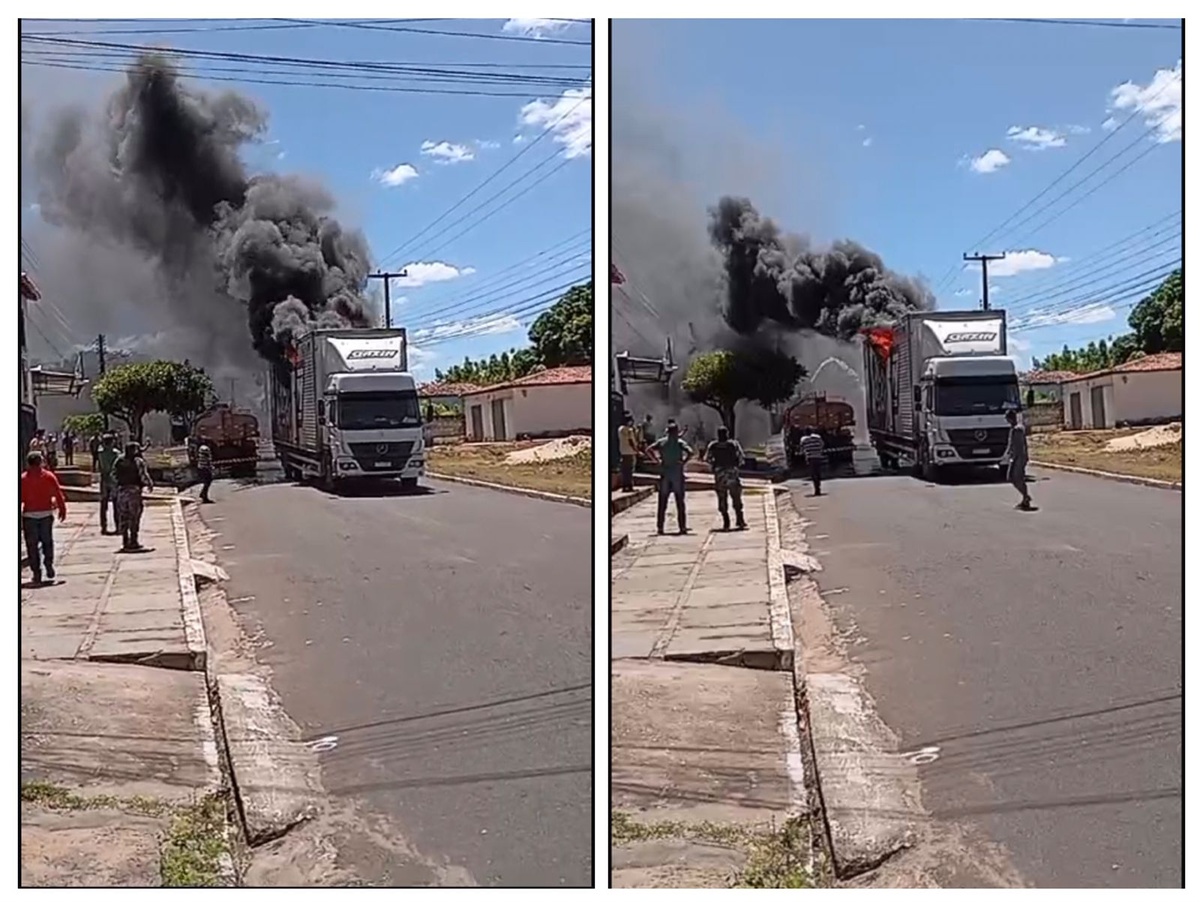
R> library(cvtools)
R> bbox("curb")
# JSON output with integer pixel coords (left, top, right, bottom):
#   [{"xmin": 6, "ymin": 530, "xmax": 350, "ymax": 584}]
[
  {"xmin": 763, "ymin": 487, "xmax": 795, "ymax": 672},
  {"xmin": 427, "ymin": 471, "xmax": 591, "ymax": 507},
  {"xmin": 611, "ymin": 533, "xmax": 629, "ymax": 556},
  {"xmin": 1031, "ymin": 460, "xmax": 1181, "ymax": 491},
  {"xmin": 611, "ymin": 486, "xmax": 653, "ymax": 515},
  {"xmin": 169, "ymin": 498, "xmax": 208, "ymax": 672}
]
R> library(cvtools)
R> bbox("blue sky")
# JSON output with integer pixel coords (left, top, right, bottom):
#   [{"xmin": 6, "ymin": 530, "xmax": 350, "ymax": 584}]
[
  {"xmin": 20, "ymin": 18, "xmax": 592, "ymax": 381},
  {"xmin": 612, "ymin": 18, "xmax": 1181, "ymax": 370}
]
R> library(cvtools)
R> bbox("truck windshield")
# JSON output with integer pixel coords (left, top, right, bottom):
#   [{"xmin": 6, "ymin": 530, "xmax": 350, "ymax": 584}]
[
  {"xmin": 337, "ymin": 391, "xmax": 422, "ymax": 430},
  {"xmin": 933, "ymin": 377, "xmax": 1020, "ymax": 416}
]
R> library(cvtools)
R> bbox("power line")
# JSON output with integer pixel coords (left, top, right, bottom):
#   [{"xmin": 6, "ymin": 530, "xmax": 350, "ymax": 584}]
[
  {"xmin": 405, "ymin": 263, "xmax": 591, "ymax": 330},
  {"xmin": 1009, "ymin": 261, "xmax": 1180, "ymax": 333},
  {"xmin": 978, "ymin": 18, "xmax": 1181, "ymax": 30},
  {"xmin": 279, "ymin": 18, "xmax": 591, "ymax": 46},
  {"xmin": 413, "ymin": 277, "xmax": 588, "ymax": 337},
  {"xmin": 412, "ymin": 229, "xmax": 589, "ymax": 303},
  {"xmin": 375, "ymin": 90, "xmax": 590, "ymax": 269},
  {"xmin": 931, "ymin": 69, "xmax": 1181, "ymax": 296},
  {"xmin": 20, "ymin": 18, "xmax": 448, "ymax": 36},
  {"xmin": 404, "ymin": 155, "xmax": 576, "ymax": 264}
]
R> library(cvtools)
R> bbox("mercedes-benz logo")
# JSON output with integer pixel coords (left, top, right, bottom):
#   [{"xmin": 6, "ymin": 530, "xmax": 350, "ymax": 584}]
[
  {"xmin": 974, "ymin": 429, "xmax": 987, "ymax": 441},
  {"xmin": 376, "ymin": 443, "xmax": 388, "ymax": 454}
]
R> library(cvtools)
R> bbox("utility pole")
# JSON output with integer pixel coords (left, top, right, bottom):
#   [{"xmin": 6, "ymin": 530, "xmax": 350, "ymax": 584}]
[
  {"xmin": 229, "ymin": 378, "xmax": 237, "ymax": 406},
  {"xmin": 366, "ymin": 269, "xmax": 408, "ymax": 328},
  {"xmin": 962, "ymin": 252, "xmax": 1006, "ymax": 311},
  {"xmin": 96, "ymin": 333, "xmax": 109, "ymax": 431}
]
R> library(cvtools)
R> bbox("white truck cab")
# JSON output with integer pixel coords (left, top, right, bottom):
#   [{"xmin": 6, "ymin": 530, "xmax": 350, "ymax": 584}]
[
  {"xmin": 916, "ymin": 355, "xmax": 1020, "ymax": 472},
  {"xmin": 322, "ymin": 371, "xmax": 426, "ymax": 483}
]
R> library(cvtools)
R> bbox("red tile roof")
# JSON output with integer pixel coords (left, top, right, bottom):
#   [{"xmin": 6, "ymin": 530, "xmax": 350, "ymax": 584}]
[
  {"xmin": 1022, "ymin": 370, "xmax": 1075, "ymax": 384},
  {"xmin": 418, "ymin": 381, "xmax": 482, "ymax": 398},
  {"xmin": 1113, "ymin": 351, "xmax": 1182, "ymax": 373},
  {"xmin": 462, "ymin": 365, "xmax": 592, "ymax": 396},
  {"xmin": 1059, "ymin": 351, "xmax": 1182, "ymax": 383}
]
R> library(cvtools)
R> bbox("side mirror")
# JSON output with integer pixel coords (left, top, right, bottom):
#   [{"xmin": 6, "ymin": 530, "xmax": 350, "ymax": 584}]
[
  {"xmin": 914, "ymin": 397, "xmax": 922, "ymax": 412},
  {"xmin": 317, "ymin": 400, "xmax": 326, "ymax": 425}
]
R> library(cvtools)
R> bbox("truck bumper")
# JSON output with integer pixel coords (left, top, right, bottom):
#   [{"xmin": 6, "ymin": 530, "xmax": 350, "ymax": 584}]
[
  {"xmin": 333, "ymin": 454, "xmax": 426, "ymax": 479},
  {"xmin": 931, "ymin": 443, "xmax": 1005, "ymax": 466}
]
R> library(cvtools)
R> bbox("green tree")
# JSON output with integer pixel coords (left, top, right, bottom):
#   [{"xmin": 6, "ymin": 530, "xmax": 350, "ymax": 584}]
[
  {"xmin": 61, "ymin": 412, "xmax": 107, "ymax": 439},
  {"xmin": 1128, "ymin": 268, "xmax": 1182, "ymax": 354},
  {"xmin": 528, "ymin": 282, "xmax": 593, "ymax": 367},
  {"xmin": 91, "ymin": 360, "xmax": 215, "ymax": 443},
  {"xmin": 682, "ymin": 348, "xmax": 805, "ymax": 437}
]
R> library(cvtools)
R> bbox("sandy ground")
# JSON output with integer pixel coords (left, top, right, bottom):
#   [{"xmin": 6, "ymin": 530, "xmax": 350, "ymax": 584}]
[
  {"xmin": 504, "ymin": 435, "xmax": 591, "ymax": 464},
  {"xmin": 428, "ymin": 440, "xmax": 592, "ymax": 498},
  {"xmin": 1104, "ymin": 423, "xmax": 1181, "ymax": 452},
  {"xmin": 1030, "ymin": 425, "xmax": 1181, "ymax": 483}
]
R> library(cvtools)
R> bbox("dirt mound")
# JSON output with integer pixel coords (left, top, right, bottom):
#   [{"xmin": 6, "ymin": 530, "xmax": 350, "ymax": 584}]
[
  {"xmin": 1104, "ymin": 423, "xmax": 1181, "ymax": 453},
  {"xmin": 504, "ymin": 436, "xmax": 591, "ymax": 465}
]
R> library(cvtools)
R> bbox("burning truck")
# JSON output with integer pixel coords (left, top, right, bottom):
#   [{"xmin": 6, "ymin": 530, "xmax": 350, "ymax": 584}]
[{"xmin": 782, "ymin": 393, "xmax": 856, "ymax": 470}]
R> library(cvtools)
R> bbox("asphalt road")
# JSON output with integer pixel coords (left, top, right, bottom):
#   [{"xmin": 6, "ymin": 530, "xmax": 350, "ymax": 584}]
[
  {"xmin": 201, "ymin": 471, "xmax": 593, "ymax": 887},
  {"xmin": 791, "ymin": 466, "xmax": 1181, "ymax": 888}
]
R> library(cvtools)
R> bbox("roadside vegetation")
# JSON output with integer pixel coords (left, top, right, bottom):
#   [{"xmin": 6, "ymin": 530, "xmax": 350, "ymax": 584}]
[
  {"xmin": 427, "ymin": 439, "xmax": 592, "ymax": 499},
  {"xmin": 1030, "ymin": 427, "xmax": 1181, "ymax": 483}
]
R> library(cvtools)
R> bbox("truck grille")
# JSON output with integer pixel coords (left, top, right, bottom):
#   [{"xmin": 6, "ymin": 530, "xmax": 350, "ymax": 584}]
[
  {"xmin": 348, "ymin": 441, "xmax": 415, "ymax": 469},
  {"xmin": 945, "ymin": 428, "xmax": 1008, "ymax": 457}
]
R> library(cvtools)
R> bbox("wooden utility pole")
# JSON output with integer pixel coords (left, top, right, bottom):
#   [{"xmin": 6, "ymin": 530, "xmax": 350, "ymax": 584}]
[
  {"xmin": 366, "ymin": 269, "xmax": 408, "ymax": 328},
  {"xmin": 962, "ymin": 252, "xmax": 1006, "ymax": 311}
]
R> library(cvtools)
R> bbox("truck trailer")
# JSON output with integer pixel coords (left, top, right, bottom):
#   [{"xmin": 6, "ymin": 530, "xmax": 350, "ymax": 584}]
[
  {"xmin": 783, "ymin": 393, "xmax": 856, "ymax": 469},
  {"xmin": 268, "ymin": 328, "xmax": 426, "ymax": 490},
  {"xmin": 188, "ymin": 404, "xmax": 259, "ymax": 478},
  {"xmin": 862, "ymin": 310, "xmax": 1021, "ymax": 482}
]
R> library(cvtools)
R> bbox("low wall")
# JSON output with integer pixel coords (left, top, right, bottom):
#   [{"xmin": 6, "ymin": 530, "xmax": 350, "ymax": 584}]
[
  {"xmin": 1026, "ymin": 402, "xmax": 1063, "ymax": 433},
  {"xmin": 425, "ymin": 416, "xmax": 464, "ymax": 445}
]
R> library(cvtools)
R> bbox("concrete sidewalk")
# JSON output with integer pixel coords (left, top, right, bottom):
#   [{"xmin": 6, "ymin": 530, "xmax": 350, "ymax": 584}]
[
  {"xmin": 20, "ymin": 502, "xmax": 229, "ymax": 888},
  {"xmin": 610, "ymin": 488, "xmax": 809, "ymax": 889}
]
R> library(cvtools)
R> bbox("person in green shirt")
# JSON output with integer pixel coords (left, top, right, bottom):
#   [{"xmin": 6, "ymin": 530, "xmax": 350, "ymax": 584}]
[
  {"xmin": 96, "ymin": 432, "xmax": 121, "ymax": 535},
  {"xmin": 648, "ymin": 420, "xmax": 694, "ymax": 535}
]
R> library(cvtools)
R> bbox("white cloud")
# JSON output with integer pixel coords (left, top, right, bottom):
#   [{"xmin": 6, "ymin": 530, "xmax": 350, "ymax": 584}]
[
  {"xmin": 1108, "ymin": 59, "xmax": 1182, "ymax": 143},
  {"xmin": 421, "ymin": 140, "xmax": 475, "ymax": 165},
  {"xmin": 477, "ymin": 139, "xmax": 501, "ymax": 150},
  {"xmin": 502, "ymin": 18, "xmax": 574, "ymax": 38},
  {"xmin": 988, "ymin": 249, "xmax": 1061, "ymax": 277},
  {"xmin": 513, "ymin": 134, "xmax": 527, "ymax": 145},
  {"xmin": 413, "ymin": 313, "xmax": 523, "ymax": 343},
  {"xmin": 856, "ymin": 123, "xmax": 866, "ymax": 131},
  {"xmin": 1101, "ymin": 116, "xmax": 1119, "ymax": 131},
  {"xmin": 954, "ymin": 287, "xmax": 974, "ymax": 297},
  {"xmin": 969, "ymin": 148, "xmax": 1010, "ymax": 174},
  {"xmin": 862, "ymin": 137, "xmax": 873, "ymax": 148},
  {"xmin": 1015, "ymin": 304, "xmax": 1117, "ymax": 330},
  {"xmin": 1007, "ymin": 125, "xmax": 1067, "ymax": 150},
  {"xmin": 407, "ymin": 345, "xmax": 438, "ymax": 379},
  {"xmin": 371, "ymin": 163, "xmax": 418, "ymax": 187},
  {"xmin": 396, "ymin": 261, "xmax": 476, "ymax": 289},
  {"xmin": 518, "ymin": 87, "xmax": 592, "ymax": 159},
  {"xmin": 1066, "ymin": 124, "xmax": 1091, "ymax": 135}
]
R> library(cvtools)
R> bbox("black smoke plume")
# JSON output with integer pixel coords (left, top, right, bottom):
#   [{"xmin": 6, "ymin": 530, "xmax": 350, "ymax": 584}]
[
  {"xmin": 709, "ymin": 196, "xmax": 934, "ymax": 341},
  {"xmin": 30, "ymin": 55, "xmax": 372, "ymax": 368}
]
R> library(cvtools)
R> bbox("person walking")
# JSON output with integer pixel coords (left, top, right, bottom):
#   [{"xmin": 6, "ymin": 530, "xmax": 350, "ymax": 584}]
[
  {"xmin": 617, "ymin": 414, "xmax": 638, "ymax": 493},
  {"xmin": 113, "ymin": 441, "xmax": 154, "ymax": 551},
  {"xmin": 89, "ymin": 432, "xmax": 101, "ymax": 471},
  {"xmin": 648, "ymin": 420, "xmax": 694, "ymax": 535},
  {"xmin": 196, "ymin": 442, "xmax": 215, "ymax": 503},
  {"xmin": 704, "ymin": 426, "xmax": 747, "ymax": 531},
  {"xmin": 62, "ymin": 430, "xmax": 75, "ymax": 466},
  {"xmin": 799, "ymin": 426, "xmax": 827, "ymax": 496},
  {"xmin": 1005, "ymin": 409, "xmax": 1034, "ymax": 511},
  {"xmin": 96, "ymin": 432, "xmax": 121, "ymax": 535},
  {"xmin": 44, "ymin": 432, "xmax": 58, "ymax": 470},
  {"xmin": 20, "ymin": 450, "xmax": 67, "ymax": 585}
]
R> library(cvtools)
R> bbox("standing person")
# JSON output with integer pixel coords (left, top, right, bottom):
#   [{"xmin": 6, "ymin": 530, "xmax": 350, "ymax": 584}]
[
  {"xmin": 799, "ymin": 426, "xmax": 827, "ymax": 496},
  {"xmin": 616, "ymin": 414, "xmax": 638, "ymax": 493},
  {"xmin": 29, "ymin": 429, "xmax": 47, "ymax": 460},
  {"xmin": 648, "ymin": 420, "xmax": 694, "ymax": 535},
  {"xmin": 44, "ymin": 433, "xmax": 58, "ymax": 471},
  {"xmin": 113, "ymin": 441, "xmax": 154, "ymax": 551},
  {"xmin": 704, "ymin": 426, "xmax": 747, "ymax": 531},
  {"xmin": 62, "ymin": 430, "xmax": 75, "ymax": 466},
  {"xmin": 89, "ymin": 432, "xmax": 101, "ymax": 471},
  {"xmin": 96, "ymin": 432, "xmax": 121, "ymax": 535},
  {"xmin": 196, "ymin": 442, "xmax": 215, "ymax": 503},
  {"xmin": 20, "ymin": 450, "xmax": 67, "ymax": 585},
  {"xmin": 1005, "ymin": 409, "xmax": 1033, "ymax": 511}
]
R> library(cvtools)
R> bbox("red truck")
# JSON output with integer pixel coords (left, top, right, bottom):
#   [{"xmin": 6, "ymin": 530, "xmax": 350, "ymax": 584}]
[
  {"xmin": 783, "ymin": 393, "xmax": 856, "ymax": 469},
  {"xmin": 188, "ymin": 404, "xmax": 259, "ymax": 478}
]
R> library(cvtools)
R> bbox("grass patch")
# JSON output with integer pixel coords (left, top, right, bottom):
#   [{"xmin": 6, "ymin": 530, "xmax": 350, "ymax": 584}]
[
  {"xmin": 1030, "ymin": 428, "xmax": 1181, "ymax": 483},
  {"xmin": 22, "ymin": 781, "xmax": 232, "ymax": 887},
  {"xmin": 612, "ymin": 810, "xmax": 816, "ymax": 888},
  {"xmin": 428, "ymin": 440, "xmax": 592, "ymax": 498}
]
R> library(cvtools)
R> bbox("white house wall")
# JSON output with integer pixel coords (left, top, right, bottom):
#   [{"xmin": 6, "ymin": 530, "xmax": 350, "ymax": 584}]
[
  {"xmin": 510, "ymin": 383, "xmax": 591, "ymax": 437},
  {"xmin": 1111, "ymin": 369, "xmax": 1182, "ymax": 425},
  {"xmin": 464, "ymin": 390, "xmax": 514, "ymax": 441},
  {"xmin": 1062, "ymin": 376, "xmax": 1115, "ymax": 429}
]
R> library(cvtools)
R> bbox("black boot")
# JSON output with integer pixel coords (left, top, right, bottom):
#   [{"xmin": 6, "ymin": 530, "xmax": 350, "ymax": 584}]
[{"xmin": 721, "ymin": 513, "xmax": 731, "ymax": 531}]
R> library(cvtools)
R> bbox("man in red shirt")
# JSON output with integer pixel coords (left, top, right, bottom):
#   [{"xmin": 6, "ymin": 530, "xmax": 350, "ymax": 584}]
[{"xmin": 21, "ymin": 450, "xmax": 68, "ymax": 585}]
